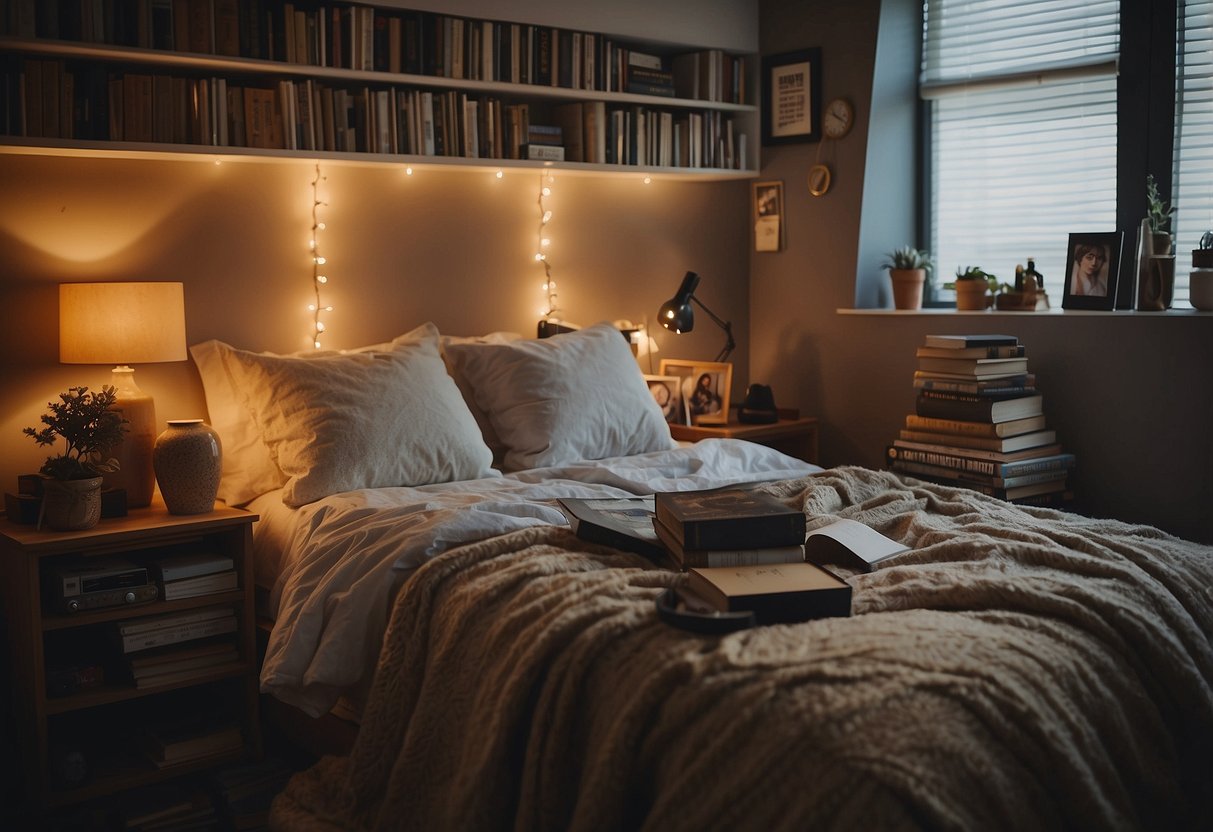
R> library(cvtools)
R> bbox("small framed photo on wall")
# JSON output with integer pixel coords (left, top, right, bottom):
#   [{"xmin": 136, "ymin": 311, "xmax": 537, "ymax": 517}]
[
  {"xmin": 1061, "ymin": 232, "xmax": 1123, "ymax": 311},
  {"xmin": 753, "ymin": 180, "xmax": 785, "ymax": 252},
  {"xmin": 659, "ymin": 360, "xmax": 733, "ymax": 426},
  {"xmin": 643, "ymin": 374, "xmax": 684, "ymax": 425},
  {"xmin": 761, "ymin": 48, "xmax": 822, "ymax": 145}
]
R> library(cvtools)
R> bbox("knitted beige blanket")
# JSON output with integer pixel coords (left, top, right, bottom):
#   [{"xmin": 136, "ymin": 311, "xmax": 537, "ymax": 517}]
[{"xmin": 270, "ymin": 466, "xmax": 1213, "ymax": 831}]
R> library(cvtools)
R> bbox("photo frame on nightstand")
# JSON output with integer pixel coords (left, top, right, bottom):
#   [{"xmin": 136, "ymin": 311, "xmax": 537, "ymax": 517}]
[
  {"xmin": 644, "ymin": 374, "xmax": 684, "ymax": 425},
  {"xmin": 659, "ymin": 360, "xmax": 732, "ymax": 426}
]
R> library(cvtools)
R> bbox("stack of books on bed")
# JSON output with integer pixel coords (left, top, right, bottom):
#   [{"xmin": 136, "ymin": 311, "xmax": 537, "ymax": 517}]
[
  {"xmin": 652, "ymin": 487, "xmax": 808, "ymax": 569},
  {"xmin": 886, "ymin": 334, "xmax": 1075, "ymax": 506}
]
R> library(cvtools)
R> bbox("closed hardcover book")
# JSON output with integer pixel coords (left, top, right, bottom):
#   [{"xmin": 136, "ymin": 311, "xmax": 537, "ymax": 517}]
[
  {"xmin": 654, "ymin": 487, "xmax": 806, "ymax": 551},
  {"xmin": 120, "ymin": 613, "xmax": 237, "ymax": 653},
  {"xmin": 524, "ymin": 143, "xmax": 564, "ymax": 161},
  {"xmin": 915, "ymin": 392, "xmax": 1043, "ymax": 423},
  {"xmin": 916, "ymin": 356, "xmax": 1029, "ymax": 376},
  {"xmin": 888, "ymin": 446, "xmax": 1075, "ymax": 478},
  {"xmin": 923, "ymin": 334, "xmax": 1019, "ymax": 349},
  {"xmin": 117, "ymin": 605, "xmax": 233, "ymax": 637},
  {"xmin": 912, "ymin": 373, "xmax": 1036, "ymax": 395},
  {"xmin": 155, "ymin": 551, "xmax": 235, "ymax": 582},
  {"xmin": 904, "ymin": 413, "xmax": 1047, "ymax": 438},
  {"xmin": 653, "ymin": 517, "xmax": 804, "ymax": 569},
  {"xmin": 899, "ymin": 428, "xmax": 1058, "ymax": 453},
  {"xmin": 803, "ymin": 519, "xmax": 909, "ymax": 573},
  {"xmin": 162, "ymin": 570, "xmax": 238, "ymax": 600},
  {"xmin": 890, "ymin": 438, "xmax": 1064, "ymax": 464},
  {"xmin": 915, "ymin": 345, "xmax": 1026, "ymax": 359},
  {"xmin": 889, "ymin": 459, "xmax": 1069, "ymax": 489},
  {"xmin": 558, "ymin": 497, "xmax": 665, "ymax": 559},
  {"xmin": 687, "ymin": 562, "xmax": 851, "ymax": 624}
]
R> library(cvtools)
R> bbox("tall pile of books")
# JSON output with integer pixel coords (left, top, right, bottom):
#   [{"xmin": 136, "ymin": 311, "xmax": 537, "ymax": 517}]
[{"xmin": 886, "ymin": 334, "xmax": 1074, "ymax": 505}]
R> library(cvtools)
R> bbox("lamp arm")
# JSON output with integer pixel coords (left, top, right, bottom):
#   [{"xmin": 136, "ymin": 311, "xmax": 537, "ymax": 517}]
[{"xmin": 692, "ymin": 296, "xmax": 735, "ymax": 363}]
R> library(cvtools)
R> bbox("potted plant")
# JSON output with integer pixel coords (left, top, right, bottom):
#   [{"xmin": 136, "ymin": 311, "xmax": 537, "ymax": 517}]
[
  {"xmin": 945, "ymin": 266, "xmax": 999, "ymax": 310},
  {"xmin": 1146, "ymin": 173, "xmax": 1174, "ymax": 256},
  {"xmin": 882, "ymin": 246, "xmax": 935, "ymax": 310},
  {"xmin": 24, "ymin": 386, "xmax": 125, "ymax": 531},
  {"xmin": 1191, "ymin": 230, "xmax": 1213, "ymax": 311}
]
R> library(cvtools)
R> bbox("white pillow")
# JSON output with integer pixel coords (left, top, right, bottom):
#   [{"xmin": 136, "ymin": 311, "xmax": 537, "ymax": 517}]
[
  {"xmin": 443, "ymin": 322, "xmax": 675, "ymax": 471},
  {"xmin": 438, "ymin": 330, "xmax": 524, "ymax": 466},
  {"xmin": 199, "ymin": 324, "xmax": 498, "ymax": 507}
]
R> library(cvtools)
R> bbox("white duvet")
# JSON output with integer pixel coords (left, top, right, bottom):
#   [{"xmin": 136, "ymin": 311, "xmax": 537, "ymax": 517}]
[{"xmin": 254, "ymin": 439, "xmax": 821, "ymax": 717}]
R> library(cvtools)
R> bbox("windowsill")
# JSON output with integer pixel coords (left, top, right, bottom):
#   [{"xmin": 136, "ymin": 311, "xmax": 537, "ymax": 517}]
[{"xmin": 836, "ymin": 307, "xmax": 1209, "ymax": 316}]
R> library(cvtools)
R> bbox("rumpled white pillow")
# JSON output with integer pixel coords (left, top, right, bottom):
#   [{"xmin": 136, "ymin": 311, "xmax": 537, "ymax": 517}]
[
  {"xmin": 443, "ymin": 322, "xmax": 675, "ymax": 471},
  {"xmin": 201, "ymin": 324, "xmax": 498, "ymax": 507},
  {"xmin": 438, "ymin": 330, "xmax": 524, "ymax": 466}
]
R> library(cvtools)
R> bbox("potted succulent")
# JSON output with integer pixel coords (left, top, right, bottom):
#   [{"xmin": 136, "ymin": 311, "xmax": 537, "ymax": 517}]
[
  {"xmin": 1191, "ymin": 230, "xmax": 1213, "ymax": 311},
  {"xmin": 1146, "ymin": 173, "xmax": 1174, "ymax": 256},
  {"xmin": 945, "ymin": 266, "xmax": 999, "ymax": 310},
  {"xmin": 24, "ymin": 386, "xmax": 126, "ymax": 530},
  {"xmin": 882, "ymin": 246, "xmax": 935, "ymax": 310}
]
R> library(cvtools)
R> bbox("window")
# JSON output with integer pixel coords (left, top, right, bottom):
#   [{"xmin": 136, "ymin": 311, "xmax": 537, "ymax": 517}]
[
  {"xmin": 921, "ymin": 0, "xmax": 1120, "ymax": 301},
  {"xmin": 1174, "ymin": 0, "xmax": 1213, "ymax": 295},
  {"xmin": 922, "ymin": 0, "xmax": 1208, "ymax": 307}
]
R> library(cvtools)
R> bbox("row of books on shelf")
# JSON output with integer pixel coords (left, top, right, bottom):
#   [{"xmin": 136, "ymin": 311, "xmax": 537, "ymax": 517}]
[
  {"xmin": 1, "ymin": 61, "xmax": 746, "ymax": 169},
  {"xmin": 3, "ymin": 0, "xmax": 747, "ymax": 103},
  {"xmin": 887, "ymin": 334, "xmax": 1074, "ymax": 505}
]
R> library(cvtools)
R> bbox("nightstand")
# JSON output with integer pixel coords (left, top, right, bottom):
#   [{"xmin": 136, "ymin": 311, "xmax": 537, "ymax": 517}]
[
  {"xmin": 670, "ymin": 415, "xmax": 819, "ymax": 465},
  {"xmin": 0, "ymin": 500, "xmax": 260, "ymax": 810}
]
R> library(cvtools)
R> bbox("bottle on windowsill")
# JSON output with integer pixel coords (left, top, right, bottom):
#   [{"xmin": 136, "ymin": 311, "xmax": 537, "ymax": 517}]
[{"xmin": 1024, "ymin": 258, "xmax": 1044, "ymax": 293}]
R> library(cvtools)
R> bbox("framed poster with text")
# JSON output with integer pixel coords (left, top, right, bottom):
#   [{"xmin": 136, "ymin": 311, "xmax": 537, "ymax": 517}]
[{"xmin": 762, "ymin": 48, "xmax": 822, "ymax": 145}]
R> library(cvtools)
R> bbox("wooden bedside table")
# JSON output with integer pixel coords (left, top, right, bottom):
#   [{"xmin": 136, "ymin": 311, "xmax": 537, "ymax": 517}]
[
  {"xmin": 670, "ymin": 415, "xmax": 819, "ymax": 465},
  {"xmin": 0, "ymin": 500, "xmax": 260, "ymax": 810}
]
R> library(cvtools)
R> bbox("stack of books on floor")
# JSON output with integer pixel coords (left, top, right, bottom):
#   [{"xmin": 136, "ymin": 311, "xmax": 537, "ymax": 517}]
[
  {"xmin": 653, "ymin": 487, "xmax": 851, "ymax": 624},
  {"xmin": 141, "ymin": 712, "xmax": 244, "ymax": 771},
  {"xmin": 154, "ymin": 550, "xmax": 237, "ymax": 600},
  {"xmin": 886, "ymin": 334, "xmax": 1075, "ymax": 505}
]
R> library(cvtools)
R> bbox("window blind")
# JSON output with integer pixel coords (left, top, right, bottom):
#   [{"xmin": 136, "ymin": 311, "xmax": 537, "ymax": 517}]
[
  {"xmin": 1174, "ymin": 0, "xmax": 1213, "ymax": 303},
  {"xmin": 922, "ymin": 0, "xmax": 1120, "ymax": 298}
]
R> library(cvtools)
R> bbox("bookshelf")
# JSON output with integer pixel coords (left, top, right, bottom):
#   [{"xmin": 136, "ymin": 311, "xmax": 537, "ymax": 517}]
[
  {"xmin": 0, "ymin": 499, "xmax": 260, "ymax": 810},
  {"xmin": 0, "ymin": 1, "xmax": 759, "ymax": 179}
]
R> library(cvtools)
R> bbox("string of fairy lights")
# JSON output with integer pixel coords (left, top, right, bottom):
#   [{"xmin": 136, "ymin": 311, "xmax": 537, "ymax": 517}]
[
  {"xmin": 308, "ymin": 162, "xmax": 331, "ymax": 349},
  {"xmin": 536, "ymin": 171, "xmax": 559, "ymax": 320}
]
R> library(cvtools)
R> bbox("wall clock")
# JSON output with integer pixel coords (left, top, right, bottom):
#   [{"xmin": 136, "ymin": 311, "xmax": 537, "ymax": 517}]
[{"xmin": 823, "ymin": 98, "xmax": 854, "ymax": 140}]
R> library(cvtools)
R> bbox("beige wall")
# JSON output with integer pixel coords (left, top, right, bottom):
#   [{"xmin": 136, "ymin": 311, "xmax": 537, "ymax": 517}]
[
  {"xmin": 0, "ymin": 154, "xmax": 751, "ymax": 489},
  {"xmin": 753, "ymin": 0, "xmax": 1213, "ymax": 542}
]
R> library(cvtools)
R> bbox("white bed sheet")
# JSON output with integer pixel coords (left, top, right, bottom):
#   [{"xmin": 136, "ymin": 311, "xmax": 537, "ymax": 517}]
[{"xmin": 254, "ymin": 439, "xmax": 821, "ymax": 717}]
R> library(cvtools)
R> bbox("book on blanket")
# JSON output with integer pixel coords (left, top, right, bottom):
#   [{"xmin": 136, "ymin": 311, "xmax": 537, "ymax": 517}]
[
  {"xmin": 654, "ymin": 487, "xmax": 806, "ymax": 550},
  {"xmin": 804, "ymin": 519, "xmax": 910, "ymax": 572},
  {"xmin": 687, "ymin": 562, "xmax": 852, "ymax": 624},
  {"xmin": 557, "ymin": 497, "xmax": 666, "ymax": 559}
]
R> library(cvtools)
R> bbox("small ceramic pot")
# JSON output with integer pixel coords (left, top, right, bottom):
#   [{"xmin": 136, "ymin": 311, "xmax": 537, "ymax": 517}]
[
  {"xmin": 954, "ymin": 280, "xmax": 989, "ymax": 311},
  {"xmin": 153, "ymin": 420, "xmax": 222, "ymax": 515},
  {"xmin": 40, "ymin": 476, "xmax": 103, "ymax": 531},
  {"xmin": 889, "ymin": 269, "xmax": 926, "ymax": 310}
]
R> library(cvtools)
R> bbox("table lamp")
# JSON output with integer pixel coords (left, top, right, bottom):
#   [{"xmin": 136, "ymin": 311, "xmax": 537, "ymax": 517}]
[
  {"xmin": 657, "ymin": 271, "xmax": 735, "ymax": 362},
  {"xmin": 59, "ymin": 282, "xmax": 187, "ymax": 508}
]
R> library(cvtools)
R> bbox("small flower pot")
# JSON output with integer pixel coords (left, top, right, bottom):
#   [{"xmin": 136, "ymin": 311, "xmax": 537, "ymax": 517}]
[
  {"xmin": 954, "ymin": 280, "xmax": 989, "ymax": 311},
  {"xmin": 889, "ymin": 269, "xmax": 926, "ymax": 310},
  {"xmin": 40, "ymin": 477, "xmax": 103, "ymax": 531}
]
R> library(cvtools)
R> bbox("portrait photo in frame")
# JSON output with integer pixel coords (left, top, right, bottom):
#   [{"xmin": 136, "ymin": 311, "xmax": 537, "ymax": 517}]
[
  {"xmin": 1061, "ymin": 232, "xmax": 1123, "ymax": 311},
  {"xmin": 643, "ymin": 374, "xmax": 684, "ymax": 425},
  {"xmin": 753, "ymin": 180, "xmax": 785, "ymax": 252},
  {"xmin": 761, "ymin": 48, "xmax": 822, "ymax": 145},
  {"xmin": 659, "ymin": 360, "xmax": 733, "ymax": 426}
]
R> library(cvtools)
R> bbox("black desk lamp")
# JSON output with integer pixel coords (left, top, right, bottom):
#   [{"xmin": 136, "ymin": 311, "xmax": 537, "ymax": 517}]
[{"xmin": 657, "ymin": 271, "xmax": 735, "ymax": 362}]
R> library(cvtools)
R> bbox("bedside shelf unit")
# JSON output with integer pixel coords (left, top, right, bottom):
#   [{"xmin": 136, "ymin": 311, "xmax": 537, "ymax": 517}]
[
  {"xmin": 0, "ymin": 1, "xmax": 758, "ymax": 179},
  {"xmin": 0, "ymin": 501, "xmax": 260, "ymax": 809},
  {"xmin": 670, "ymin": 416, "xmax": 820, "ymax": 465}
]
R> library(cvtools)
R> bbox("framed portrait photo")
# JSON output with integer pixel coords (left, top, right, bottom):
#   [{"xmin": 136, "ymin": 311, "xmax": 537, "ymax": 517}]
[
  {"xmin": 1061, "ymin": 232, "xmax": 1124, "ymax": 311},
  {"xmin": 753, "ymin": 180, "xmax": 785, "ymax": 252},
  {"xmin": 643, "ymin": 374, "xmax": 684, "ymax": 425},
  {"xmin": 659, "ymin": 360, "xmax": 733, "ymax": 426},
  {"xmin": 762, "ymin": 48, "xmax": 822, "ymax": 145}
]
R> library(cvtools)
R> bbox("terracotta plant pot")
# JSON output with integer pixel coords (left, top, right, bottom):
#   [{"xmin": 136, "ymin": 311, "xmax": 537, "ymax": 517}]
[
  {"xmin": 954, "ymin": 280, "xmax": 989, "ymax": 311},
  {"xmin": 889, "ymin": 269, "xmax": 926, "ymax": 310},
  {"xmin": 40, "ymin": 476, "xmax": 103, "ymax": 531}
]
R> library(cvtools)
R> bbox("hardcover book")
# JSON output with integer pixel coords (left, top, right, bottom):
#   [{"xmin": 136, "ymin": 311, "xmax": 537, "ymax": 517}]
[
  {"xmin": 558, "ymin": 497, "xmax": 665, "ymax": 559},
  {"xmin": 898, "ymin": 428, "xmax": 1058, "ymax": 453},
  {"xmin": 654, "ymin": 487, "xmax": 806, "ymax": 551},
  {"xmin": 915, "ymin": 392, "xmax": 1043, "ymax": 424},
  {"xmin": 652, "ymin": 517, "xmax": 804, "ymax": 569},
  {"xmin": 162, "ymin": 570, "xmax": 238, "ymax": 600},
  {"xmin": 687, "ymin": 562, "xmax": 851, "ymax": 624},
  {"xmin": 155, "ymin": 551, "xmax": 235, "ymax": 582},
  {"xmin": 888, "ymin": 446, "xmax": 1076, "ymax": 478},
  {"xmin": 922, "ymin": 334, "xmax": 1019, "ymax": 349},
  {"xmin": 888, "ymin": 458, "xmax": 1069, "ymax": 490},
  {"xmin": 915, "ymin": 356, "xmax": 1029, "ymax": 376},
  {"xmin": 915, "ymin": 345, "xmax": 1026, "ymax": 359},
  {"xmin": 904, "ymin": 413, "xmax": 1047, "ymax": 438}
]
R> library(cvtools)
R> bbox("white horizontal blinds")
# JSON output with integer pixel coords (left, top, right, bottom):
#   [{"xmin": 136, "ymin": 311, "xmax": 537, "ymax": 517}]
[
  {"xmin": 1174, "ymin": 0, "xmax": 1213, "ymax": 303},
  {"xmin": 922, "ymin": 1, "xmax": 1120, "ymax": 294}
]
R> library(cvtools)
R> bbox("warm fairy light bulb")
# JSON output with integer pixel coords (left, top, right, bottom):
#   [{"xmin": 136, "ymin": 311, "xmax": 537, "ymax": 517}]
[
  {"xmin": 316, "ymin": 321, "xmax": 325, "ymax": 331},
  {"xmin": 534, "ymin": 253, "xmax": 544, "ymax": 261},
  {"xmin": 324, "ymin": 305, "xmax": 333, "ymax": 311},
  {"xmin": 496, "ymin": 170, "xmax": 504, "ymax": 179},
  {"xmin": 315, "ymin": 256, "xmax": 326, "ymax": 265},
  {"xmin": 308, "ymin": 303, "xmax": 317, "ymax": 311},
  {"xmin": 541, "ymin": 187, "xmax": 551, "ymax": 196},
  {"xmin": 314, "ymin": 340, "xmax": 322, "ymax": 349},
  {"xmin": 541, "ymin": 238, "xmax": 550, "ymax": 247},
  {"xmin": 643, "ymin": 176, "xmax": 652, "ymax": 184},
  {"xmin": 316, "ymin": 275, "xmax": 328, "ymax": 283},
  {"xmin": 405, "ymin": 166, "xmax": 413, "ymax": 175},
  {"xmin": 542, "ymin": 210, "xmax": 552, "ymax": 223},
  {"xmin": 317, "ymin": 221, "xmax": 326, "ymax": 230}
]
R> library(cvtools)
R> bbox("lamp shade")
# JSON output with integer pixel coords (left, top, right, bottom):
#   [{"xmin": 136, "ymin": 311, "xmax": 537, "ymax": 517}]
[
  {"xmin": 658, "ymin": 271, "xmax": 701, "ymax": 334},
  {"xmin": 60, "ymin": 282, "xmax": 187, "ymax": 364}
]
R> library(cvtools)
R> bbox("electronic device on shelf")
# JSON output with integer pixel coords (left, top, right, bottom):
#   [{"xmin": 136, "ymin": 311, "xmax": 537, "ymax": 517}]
[{"xmin": 52, "ymin": 557, "xmax": 157, "ymax": 613}]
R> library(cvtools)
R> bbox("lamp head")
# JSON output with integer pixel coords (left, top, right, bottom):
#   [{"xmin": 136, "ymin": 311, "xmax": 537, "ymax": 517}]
[{"xmin": 658, "ymin": 271, "xmax": 701, "ymax": 334}]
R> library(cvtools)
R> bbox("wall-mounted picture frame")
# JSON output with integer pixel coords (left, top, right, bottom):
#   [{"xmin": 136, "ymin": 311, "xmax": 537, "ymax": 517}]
[
  {"xmin": 659, "ymin": 360, "xmax": 733, "ymax": 426},
  {"xmin": 1061, "ymin": 232, "xmax": 1123, "ymax": 311},
  {"xmin": 761, "ymin": 48, "xmax": 822, "ymax": 145},
  {"xmin": 753, "ymin": 180, "xmax": 785, "ymax": 252},
  {"xmin": 643, "ymin": 374, "xmax": 684, "ymax": 425}
]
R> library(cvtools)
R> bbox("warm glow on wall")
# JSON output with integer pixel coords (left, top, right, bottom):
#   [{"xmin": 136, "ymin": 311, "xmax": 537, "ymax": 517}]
[{"xmin": 308, "ymin": 163, "xmax": 332, "ymax": 349}]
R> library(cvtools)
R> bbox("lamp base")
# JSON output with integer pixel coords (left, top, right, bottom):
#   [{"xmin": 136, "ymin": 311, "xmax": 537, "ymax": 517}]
[{"xmin": 104, "ymin": 366, "xmax": 157, "ymax": 508}]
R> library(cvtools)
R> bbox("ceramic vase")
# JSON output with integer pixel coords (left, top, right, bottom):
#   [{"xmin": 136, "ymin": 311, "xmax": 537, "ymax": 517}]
[
  {"xmin": 1191, "ymin": 269, "xmax": 1213, "ymax": 311},
  {"xmin": 40, "ymin": 476, "xmax": 103, "ymax": 531},
  {"xmin": 889, "ymin": 269, "xmax": 926, "ymax": 310},
  {"xmin": 154, "ymin": 420, "xmax": 222, "ymax": 515}
]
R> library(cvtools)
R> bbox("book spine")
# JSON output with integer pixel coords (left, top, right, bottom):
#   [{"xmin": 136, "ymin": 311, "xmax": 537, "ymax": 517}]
[
  {"xmin": 889, "ymin": 459, "xmax": 1068, "ymax": 489},
  {"xmin": 680, "ymin": 548, "xmax": 804, "ymax": 569},
  {"xmin": 913, "ymin": 379, "xmax": 1035, "ymax": 396},
  {"xmin": 121, "ymin": 615, "xmax": 236, "ymax": 653},
  {"xmin": 914, "ymin": 394, "xmax": 995, "ymax": 422},
  {"xmin": 118, "ymin": 606, "xmax": 232, "ymax": 636},
  {"xmin": 888, "ymin": 447, "xmax": 1074, "ymax": 477},
  {"xmin": 158, "ymin": 555, "xmax": 234, "ymax": 582},
  {"xmin": 162, "ymin": 572, "xmax": 238, "ymax": 600}
]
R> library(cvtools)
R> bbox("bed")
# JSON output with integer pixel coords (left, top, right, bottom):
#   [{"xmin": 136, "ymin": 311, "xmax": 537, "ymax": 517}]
[{"xmin": 189, "ymin": 322, "xmax": 1213, "ymax": 831}]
